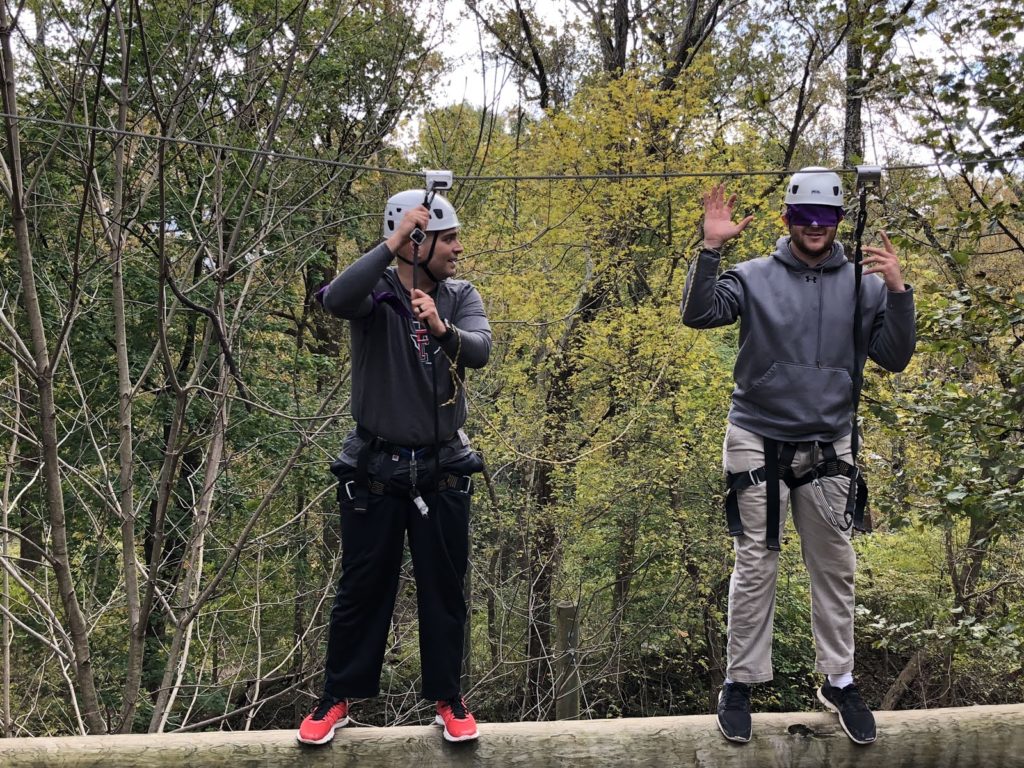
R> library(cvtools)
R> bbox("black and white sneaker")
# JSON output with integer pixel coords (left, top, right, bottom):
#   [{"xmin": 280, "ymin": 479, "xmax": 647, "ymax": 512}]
[
  {"xmin": 716, "ymin": 682, "xmax": 752, "ymax": 742},
  {"xmin": 817, "ymin": 680, "xmax": 876, "ymax": 744}
]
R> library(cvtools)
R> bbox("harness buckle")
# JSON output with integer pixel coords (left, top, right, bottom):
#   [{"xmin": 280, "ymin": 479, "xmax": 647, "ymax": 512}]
[
  {"xmin": 748, "ymin": 468, "xmax": 762, "ymax": 487},
  {"xmin": 343, "ymin": 480, "xmax": 356, "ymax": 501},
  {"xmin": 457, "ymin": 475, "xmax": 473, "ymax": 494}
]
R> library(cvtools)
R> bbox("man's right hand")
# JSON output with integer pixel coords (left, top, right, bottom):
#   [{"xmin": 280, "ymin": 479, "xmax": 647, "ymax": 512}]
[
  {"xmin": 385, "ymin": 205, "xmax": 431, "ymax": 256},
  {"xmin": 702, "ymin": 183, "xmax": 754, "ymax": 251}
]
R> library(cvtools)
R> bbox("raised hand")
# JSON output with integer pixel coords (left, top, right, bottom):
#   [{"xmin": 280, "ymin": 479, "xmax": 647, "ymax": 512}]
[
  {"xmin": 702, "ymin": 183, "xmax": 754, "ymax": 250},
  {"xmin": 386, "ymin": 205, "xmax": 431, "ymax": 255},
  {"xmin": 862, "ymin": 231, "xmax": 906, "ymax": 292}
]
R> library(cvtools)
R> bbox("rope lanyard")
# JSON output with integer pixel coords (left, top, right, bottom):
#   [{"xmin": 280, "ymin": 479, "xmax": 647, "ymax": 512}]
[{"xmin": 846, "ymin": 165, "xmax": 879, "ymax": 530}]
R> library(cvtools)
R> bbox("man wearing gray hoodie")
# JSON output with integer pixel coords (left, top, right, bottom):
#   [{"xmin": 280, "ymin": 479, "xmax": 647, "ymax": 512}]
[{"xmin": 681, "ymin": 169, "xmax": 915, "ymax": 745}]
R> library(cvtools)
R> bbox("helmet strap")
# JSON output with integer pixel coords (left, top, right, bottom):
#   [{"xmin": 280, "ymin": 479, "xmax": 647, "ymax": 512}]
[{"xmin": 420, "ymin": 233, "xmax": 441, "ymax": 284}]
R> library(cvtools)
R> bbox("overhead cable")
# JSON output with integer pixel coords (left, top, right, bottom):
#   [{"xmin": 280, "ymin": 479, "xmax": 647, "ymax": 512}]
[{"xmin": 1, "ymin": 111, "xmax": 1021, "ymax": 183}]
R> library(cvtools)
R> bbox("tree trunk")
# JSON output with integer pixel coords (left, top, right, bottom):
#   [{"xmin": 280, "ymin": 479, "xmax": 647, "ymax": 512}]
[
  {"xmin": 1, "ymin": 364, "xmax": 22, "ymax": 736},
  {"xmin": 0, "ymin": 12, "xmax": 105, "ymax": 734},
  {"xmin": 882, "ymin": 647, "xmax": 924, "ymax": 710},
  {"xmin": 14, "ymin": 406, "xmax": 43, "ymax": 576},
  {"xmin": 843, "ymin": 0, "xmax": 865, "ymax": 168},
  {"xmin": 291, "ymin": 486, "xmax": 309, "ymax": 726},
  {"xmin": 110, "ymin": 1, "xmax": 142, "ymax": 732},
  {"xmin": 148, "ymin": 364, "xmax": 230, "ymax": 732},
  {"xmin": 525, "ymin": 260, "xmax": 611, "ymax": 716},
  {"xmin": 2, "ymin": 705, "xmax": 1023, "ymax": 767}
]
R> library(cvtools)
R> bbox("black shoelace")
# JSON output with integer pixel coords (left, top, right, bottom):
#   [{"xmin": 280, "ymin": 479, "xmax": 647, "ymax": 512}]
[
  {"xmin": 445, "ymin": 696, "xmax": 468, "ymax": 719},
  {"xmin": 311, "ymin": 698, "xmax": 341, "ymax": 720},
  {"xmin": 835, "ymin": 684, "xmax": 870, "ymax": 712},
  {"xmin": 721, "ymin": 684, "xmax": 750, "ymax": 710}
]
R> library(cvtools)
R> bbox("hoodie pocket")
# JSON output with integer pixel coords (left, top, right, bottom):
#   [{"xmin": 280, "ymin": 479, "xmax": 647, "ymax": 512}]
[{"xmin": 748, "ymin": 361, "xmax": 853, "ymax": 433}]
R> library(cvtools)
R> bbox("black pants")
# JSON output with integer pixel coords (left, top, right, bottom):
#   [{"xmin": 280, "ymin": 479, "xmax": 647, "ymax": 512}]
[{"xmin": 322, "ymin": 468, "xmax": 471, "ymax": 701}]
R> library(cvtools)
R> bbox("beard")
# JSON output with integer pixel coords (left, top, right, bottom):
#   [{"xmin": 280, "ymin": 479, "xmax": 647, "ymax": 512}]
[{"xmin": 789, "ymin": 228, "xmax": 836, "ymax": 261}]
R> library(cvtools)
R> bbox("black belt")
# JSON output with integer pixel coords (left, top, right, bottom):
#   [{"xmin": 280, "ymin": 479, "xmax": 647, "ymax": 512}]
[
  {"xmin": 342, "ymin": 471, "xmax": 473, "ymax": 504},
  {"xmin": 355, "ymin": 425, "xmax": 437, "ymax": 460}
]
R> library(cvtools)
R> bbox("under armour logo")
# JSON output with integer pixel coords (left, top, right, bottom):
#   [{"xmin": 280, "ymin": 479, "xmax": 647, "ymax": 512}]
[{"xmin": 805, "ymin": 275, "xmax": 817, "ymax": 283}]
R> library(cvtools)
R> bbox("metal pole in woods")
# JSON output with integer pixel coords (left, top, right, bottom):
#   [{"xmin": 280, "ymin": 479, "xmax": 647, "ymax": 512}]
[{"xmin": 555, "ymin": 601, "xmax": 579, "ymax": 720}]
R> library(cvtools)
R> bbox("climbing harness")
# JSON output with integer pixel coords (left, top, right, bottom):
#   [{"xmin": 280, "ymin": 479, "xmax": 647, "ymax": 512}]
[
  {"xmin": 347, "ymin": 425, "xmax": 472, "ymax": 516},
  {"xmin": 725, "ymin": 438, "xmax": 869, "ymax": 550}
]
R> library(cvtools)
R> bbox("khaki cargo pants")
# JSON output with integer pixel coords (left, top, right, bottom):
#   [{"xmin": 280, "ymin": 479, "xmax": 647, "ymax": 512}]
[{"xmin": 723, "ymin": 422, "xmax": 857, "ymax": 683}]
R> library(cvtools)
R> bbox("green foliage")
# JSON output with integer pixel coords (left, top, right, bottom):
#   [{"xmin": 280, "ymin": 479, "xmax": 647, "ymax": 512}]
[{"xmin": 1, "ymin": 0, "xmax": 1023, "ymax": 737}]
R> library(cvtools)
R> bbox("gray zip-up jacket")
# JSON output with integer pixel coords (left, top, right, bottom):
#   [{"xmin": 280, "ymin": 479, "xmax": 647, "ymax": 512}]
[
  {"xmin": 681, "ymin": 237, "xmax": 915, "ymax": 442},
  {"xmin": 323, "ymin": 242, "xmax": 492, "ymax": 465}
]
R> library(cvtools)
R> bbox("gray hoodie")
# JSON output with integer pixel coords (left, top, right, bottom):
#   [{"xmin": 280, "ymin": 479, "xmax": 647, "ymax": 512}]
[
  {"xmin": 323, "ymin": 242, "xmax": 492, "ymax": 465},
  {"xmin": 681, "ymin": 237, "xmax": 915, "ymax": 443}
]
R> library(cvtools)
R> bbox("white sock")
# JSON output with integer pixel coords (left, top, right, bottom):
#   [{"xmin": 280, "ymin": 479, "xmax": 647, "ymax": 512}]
[{"xmin": 828, "ymin": 672, "xmax": 853, "ymax": 689}]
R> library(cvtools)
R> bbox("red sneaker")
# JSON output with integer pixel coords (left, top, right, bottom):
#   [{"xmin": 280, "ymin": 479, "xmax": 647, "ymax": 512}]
[
  {"xmin": 296, "ymin": 698, "xmax": 349, "ymax": 745},
  {"xmin": 435, "ymin": 696, "xmax": 479, "ymax": 742}
]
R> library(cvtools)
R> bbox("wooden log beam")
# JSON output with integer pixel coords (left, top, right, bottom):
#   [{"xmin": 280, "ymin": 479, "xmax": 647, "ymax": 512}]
[{"xmin": 2, "ymin": 704, "xmax": 1023, "ymax": 767}]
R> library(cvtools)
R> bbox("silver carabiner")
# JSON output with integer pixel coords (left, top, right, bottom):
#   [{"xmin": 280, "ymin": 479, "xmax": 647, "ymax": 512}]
[{"xmin": 812, "ymin": 477, "xmax": 840, "ymax": 528}]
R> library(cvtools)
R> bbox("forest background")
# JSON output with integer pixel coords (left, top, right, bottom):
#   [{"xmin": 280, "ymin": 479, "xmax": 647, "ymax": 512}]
[{"xmin": 0, "ymin": 0, "xmax": 1022, "ymax": 736}]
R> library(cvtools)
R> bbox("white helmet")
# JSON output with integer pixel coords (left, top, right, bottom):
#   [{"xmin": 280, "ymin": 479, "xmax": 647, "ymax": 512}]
[
  {"xmin": 382, "ymin": 189, "xmax": 460, "ymax": 238},
  {"xmin": 784, "ymin": 167, "xmax": 844, "ymax": 207}
]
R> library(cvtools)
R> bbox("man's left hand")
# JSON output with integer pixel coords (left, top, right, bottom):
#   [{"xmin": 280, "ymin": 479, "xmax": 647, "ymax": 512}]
[
  {"xmin": 411, "ymin": 289, "xmax": 446, "ymax": 336},
  {"xmin": 862, "ymin": 231, "xmax": 906, "ymax": 292}
]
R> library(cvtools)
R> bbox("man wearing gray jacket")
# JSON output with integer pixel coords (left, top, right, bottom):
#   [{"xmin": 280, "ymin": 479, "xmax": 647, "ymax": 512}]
[
  {"xmin": 297, "ymin": 189, "xmax": 491, "ymax": 745},
  {"xmin": 682, "ymin": 169, "xmax": 915, "ymax": 745}
]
